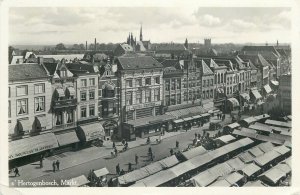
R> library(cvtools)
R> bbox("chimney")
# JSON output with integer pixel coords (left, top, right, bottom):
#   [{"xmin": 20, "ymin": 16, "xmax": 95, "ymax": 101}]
[
  {"xmin": 86, "ymin": 41, "xmax": 88, "ymax": 50},
  {"xmin": 276, "ymin": 40, "xmax": 279, "ymax": 47},
  {"xmin": 94, "ymin": 38, "xmax": 97, "ymax": 51},
  {"xmin": 37, "ymin": 57, "xmax": 43, "ymax": 65}
]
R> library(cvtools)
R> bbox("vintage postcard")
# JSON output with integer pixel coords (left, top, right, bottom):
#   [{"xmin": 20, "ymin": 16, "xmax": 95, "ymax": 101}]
[{"xmin": 1, "ymin": 0, "xmax": 299, "ymax": 194}]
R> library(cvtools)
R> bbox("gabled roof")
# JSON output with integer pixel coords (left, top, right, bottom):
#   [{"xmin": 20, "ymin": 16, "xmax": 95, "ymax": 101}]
[
  {"xmin": 43, "ymin": 62, "xmax": 58, "ymax": 75},
  {"xmin": 200, "ymin": 59, "xmax": 214, "ymax": 75},
  {"xmin": 117, "ymin": 55, "xmax": 163, "ymax": 70},
  {"xmin": 9, "ymin": 63, "xmax": 49, "ymax": 81},
  {"xmin": 242, "ymin": 46, "xmax": 280, "ymax": 57},
  {"xmin": 66, "ymin": 63, "xmax": 96, "ymax": 75},
  {"xmin": 238, "ymin": 54, "xmax": 271, "ymax": 69}
]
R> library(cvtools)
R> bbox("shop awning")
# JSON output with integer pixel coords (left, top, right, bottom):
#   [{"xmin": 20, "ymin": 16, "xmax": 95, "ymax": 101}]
[
  {"xmin": 226, "ymin": 157, "xmax": 246, "ymax": 171},
  {"xmin": 118, "ymin": 169, "xmax": 149, "ymax": 185},
  {"xmin": 192, "ymin": 171, "xmax": 218, "ymax": 187},
  {"xmin": 251, "ymin": 89, "xmax": 262, "ymax": 100},
  {"xmin": 263, "ymin": 84, "xmax": 272, "ymax": 94},
  {"xmin": 260, "ymin": 168, "xmax": 286, "ymax": 185},
  {"xmin": 257, "ymin": 142, "xmax": 275, "ymax": 153},
  {"xmin": 93, "ymin": 167, "xmax": 109, "ymax": 178},
  {"xmin": 66, "ymin": 175, "xmax": 89, "ymax": 187},
  {"xmin": 240, "ymin": 93, "xmax": 250, "ymax": 101},
  {"xmin": 248, "ymin": 147, "xmax": 264, "ymax": 157},
  {"xmin": 143, "ymin": 162, "xmax": 164, "ymax": 175},
  {"xmin": 192, "ymin": 115, "xmax": 201, "ymax": 119},
  {"xmin": 17, "ymin": 119, "xmax": 32, "ymax": 131},
  {"xmin": 225, "ymin": 122, "xmax": 240, "ymax": 130},
  {"xmin": 209, "ymin": 179, "xmax": 231, "ymax": 187},
  {"xmin": 66, "ymin": 87, "xmax": 76, "ymax": 96},
  {"xmin": 265, "ymin": 119, "xmax": 292, "ymax": 128},
  {"xmin": 238, "ymin": 152, "xmax": 255, "ymax": 163},
  {"xmin": 165, "ymin": 105, "xmax": 206, "ymax": 119},
  {"xmin": 249, "ymin": 123, "xmax": 272, "ymax": 133},
  {"xmin": 241, "ymin": 163, "xmax": 261, "ymax": 177},
  {"xmin": 78, "ymin": 122, "xmax": 105, "ymax": 142},
  {"xmin": 169, "ymin": 161, "xmax": 196, "ymax": 177},
  {"xmin": 201, "ymin": 113, "xmax": 211, "ymax": 117},
  {"xmin": 242, "ymin": 117, "xmax": 257, "ymax": 125},
  {"xmin": 273, "ymin": 145, "xmax": 290, "ymax": 155},
  {"xmin": 225, "ymin": 172, "xmax": 244, "ymax": 185},
  {"xmin": 270, "ymin": 80, "xmax": 279, "ymax": 86},
  {"xmin": 182, "ymin": 146, "xmax": 207, "ymax": 160},
  {"xmin": 238, "ymin": 137, "xmax": 254, "ymax": 147},
  {"xmin": 126, "ymin": 114, "xmax": 175, "ymax": 128},
  {"xmin": 227, "ymin": 98, "xmax": 239, "ymax": 107},
  {"xmin": 254, "ymin": 114, "xmax": 270, "ymax": 121},
  {"xmin": 215, "ymin": 135, "xmax": 236, "ymax": 144},
  {"xmin": 158, "ymin": 155, "xmax": 179, "ymax": 168},
  {"xmin": 135, "ymin": 169, "xmax": 176, "ymax": 187},
  {"xmin": 55, "ymin": 130, "xmax": 80, "ymax": 146},
  {"xmin": 173, "ymin": 119, "xmax": 184, "ymax": 124},
  {"xmin": 254, "ymin": 150, "xmax": 281, "ymax": 167},
  {"xmin": 183, "ymin": 117, "xmax": 194, "ymax": 122},
  {"xmin": 55, "ymin": 88, "xmax": 65, "ymax": 97},
  {"xmin": 35, "ymin": 116, "xmax": 48, "ymax": 129},
  {"xmin": 209, "ymin": 146, "xmax": 229, "ymax": 159},
  {"xmin": 9, "ymin": 133, "xmax": 59, "ymax": 160},
  {"xmin": 276, "ymin": 163, "xmax": 291, "ymax": 175},
  {"xmin": 189, "ymin": 153, "xmax": 214, "ymax": 168}
]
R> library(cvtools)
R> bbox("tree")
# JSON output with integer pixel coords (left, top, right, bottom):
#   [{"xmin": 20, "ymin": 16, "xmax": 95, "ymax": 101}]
[{"xmin": 55, "ymin": 43, "xmax": 66, "ymax": 50}]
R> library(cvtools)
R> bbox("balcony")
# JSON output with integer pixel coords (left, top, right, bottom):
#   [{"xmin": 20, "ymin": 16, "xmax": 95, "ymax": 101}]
[
  {"xmin": 53, "ymin": 98, "xmax": 77, "ymax": 109},
  {"xmin": 52, "ymin": 122, "xmax": 76, "ymax": 132}
]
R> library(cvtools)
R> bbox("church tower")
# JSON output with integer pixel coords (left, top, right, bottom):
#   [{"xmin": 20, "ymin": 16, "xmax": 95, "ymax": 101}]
[
  {"xmin": 140, "ymin": 24, "xmax": 143, "ymax": 41},
  {"xmin": 184, "ymin": 38, "xmax": 188, "ymax": 49}
]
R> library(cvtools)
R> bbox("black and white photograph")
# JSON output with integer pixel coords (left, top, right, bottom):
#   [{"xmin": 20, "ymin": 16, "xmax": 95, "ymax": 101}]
[{"xmin": 1, "ymin": 0, "xmax": 299, "ymax": 192}]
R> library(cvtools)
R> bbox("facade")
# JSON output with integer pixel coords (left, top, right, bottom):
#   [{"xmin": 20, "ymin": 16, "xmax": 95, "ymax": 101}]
[
  {"xmin": 98, "ymin": 60, "xmax": 120, "ymax": 140},
  {"xmin": 198, "ymin": 59, "xmax": 214, "ymax": 105},
  {"xmin": 8, "ymin": 62, "xmax": 54, "ymax": 164},
  {"xmin": 279, "ymin": 73, "xmax": 291, "ymax": 114},
  {"xmin": 116, "ymin": 54, "xmax": 172, "ymax": 140}
]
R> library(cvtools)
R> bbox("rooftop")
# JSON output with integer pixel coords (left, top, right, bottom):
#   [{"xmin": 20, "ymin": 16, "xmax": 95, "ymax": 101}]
[
  {"xmin": 117, "ymin": 55, "xmax": 163, "ymax": 70},
  {"xmin": 9, "ymin": 63, "xmax": 49, "ymax": 81}
]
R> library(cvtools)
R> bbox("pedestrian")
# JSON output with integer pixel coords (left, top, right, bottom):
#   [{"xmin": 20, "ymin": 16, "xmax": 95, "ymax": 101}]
[
  {"xmin": 148, "ymin": 147, "xmax": 152, "ymax": 155},
  {"xmin": 198, "ymin": 133, "xmax": 201, "ymax": 139},
  {"xmin": 114, "ymin": 147, "xmax": 118, "ymax": 156},
  {"xmin": 112, "ymin": 142, "xmax": 115, "ymax": 149},
  {"xmin": 170, "ymin": 148, "xmax": 174, "ymax": 156},
  {"xmin": 116, "ymin": 163, "xmax": 120, "ymax": 175},
  {"xmin": 52, "ymin": 161, "xmax": 56, "ymax": 172},
  {"xmin": 56, "ymin": 160, "xmax": 60, "ymax": 171},
  {"xmin": 40, "ymin": 155, "xmax": 44, "ymax": 168},
  {"xmin": 195, "ymin": 133, "xmax": 197, "ymax": 138},
  {"xmin": 14, "ymin": 167, "xmax": 20, "ymax": 177},
  {"xmin": 128, "ymin": 162, "xmax": 132, "ymax": 172},
  {"xmin": 135, "ymin": 154, "xmax": 139, "ymax": 164},
  {"xmin": 120, "ymin": 169, "xmax": 125, "ymax": 175},
  {"xmin": 176, "ymin": 140, "xmax": 179, "ymax": 148}
]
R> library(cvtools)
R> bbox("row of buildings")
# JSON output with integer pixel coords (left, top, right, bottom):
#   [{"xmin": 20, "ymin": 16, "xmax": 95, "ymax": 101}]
[{"xmin": 8, "ymin": 35, "xmax": 291, "ymax": 166}]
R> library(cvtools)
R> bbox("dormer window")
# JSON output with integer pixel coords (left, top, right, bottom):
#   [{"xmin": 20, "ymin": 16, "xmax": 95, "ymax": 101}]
[{"xmin": 60, "ymin": 70, "xmax": 67, "ymax": 77}]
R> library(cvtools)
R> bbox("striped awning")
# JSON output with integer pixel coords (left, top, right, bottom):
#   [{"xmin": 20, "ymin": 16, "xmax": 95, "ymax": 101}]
[
  {"xmin": 55, "ymin": 88, "xmax": 65, "ymax": 97},
  {"xmin": 78, "ymin": 122, "xmax": 105, "ymax": 141},
  {"xmin": 66, "ymin": 87, "xmax": 76, "ymax": 96},
  {"xmin": 55, "ymin": 130, "xmax": 80, "ymax": 146},
  {"xmin": 227, "ymin": 98, "xmax": 239, "ymax": 107}
]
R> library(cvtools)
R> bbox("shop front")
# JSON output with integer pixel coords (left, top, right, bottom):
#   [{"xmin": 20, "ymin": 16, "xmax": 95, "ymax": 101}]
[
  {"xmin": 102, "ymin": 120, "xmax": 118, "ymax": 141},
  {"xmin": 9, "ymin": 132, "xmax": 59, "ymax": 168},
  {"xmin": 77, "ymin": 122, "xmax": 105, "ymax": 147},
  {"xmin": 226, "ymin": 98, "xmax": 240, "ymax": 112},
  {"xmin": 124, "ymin": 114, "xmax": 175, "ymax": 140},
  {"xmin": 54, "ymin": 129, "xmax": 80, "ymax": 153}
]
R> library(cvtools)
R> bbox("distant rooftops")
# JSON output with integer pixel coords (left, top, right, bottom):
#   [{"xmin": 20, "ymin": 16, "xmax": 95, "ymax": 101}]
[{"xmin": 117, "ymin": 55, "xmax": 163, "ymax": 70}]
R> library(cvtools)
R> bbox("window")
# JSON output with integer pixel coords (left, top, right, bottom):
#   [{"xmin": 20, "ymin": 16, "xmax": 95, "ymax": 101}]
[
  {"xmin": 89, "ymin": 90, "xmax": 95, "ymax": 100},
  {"xmin": 203, "ymin": 80, "xmax": 206, "ymax": 87},
  {"xmin": 230, "ymin": 77, "xmax": 232, "ymax": 84},
  {"xmin": 189, "ymin": 91, "xmax": 193, "ymax": 100},
  {"xmin": 184, "ymin": 92, "xmax": 188, "ymax": 101},
  {"xmin": 154, "ymin": 89, "xmax": 160, "ymax": 101},
  {"xmin": 56, "ymin": 111, "xmax": 63, "ymax": 125},
  {"xmin": 16, "ymin": 86, "xmax": 28, "ymax": 96},
  {"xmin": 197, "ymin": 89, "xmax": 201, "ymax": 99},
  {"xmin": 35, "ymin": 97, "xmax": 45, "ymax": 112},
  {"xmin": 206, "ymin": 90, "xmax": 209, "ymax": 99},
  {"xmin": 215, "ymin": 75, "xmax": 217, "ymax": 84},
  {"xmin": 9, "ymin": 87, "xmax": 10, "ymax": 98},
  {"xmin": 89, "ymin": 105, "xmax": 95, "ymax": 116},
  {"xmin": 203, "ymin": 91, "xmax": 206, "ymax": 99},
  {"xmin": 66, "ymin": 111, "xmax": 73, "ymax": 123},
  {"xmin": 218, "ymin": 74, "xmax": 220, "ymax": 84},
  {"xmin": 126, "ymin": 92, "xmax": 132, "ymax": 105},
  {"xmin": 17, "ymin": 99, "xmax": 28, "ymax": 115},
  {"xmin": 177, "ymin": 94, "xmax": 181, "ymax": 104},
  {"xmin": 136, "ymin": 78, "xmax": 142, "ymax": 87},
  {"xmin": 165, "ymin": 95, "xmax": 170, "ymax": 106},
  {"xmin": 145, "ymin": 90, "xmax": 151, "ymax": 102},
  {"xmin": 171, "ymin": 79, "xmax": 175, "ymax": 90},
  {"xmin": 210, "ymin": 89, "xmax": 213, "ymax": 98},
  {"xmin": 155, "ymin": 77, "xmax": 160, "ymax": 84},
  {"xmin": 221, "ymin": 74, "xmax": 223, "ymax": 83},
  {"xmin": 136, "ymin": 91, "xmax": 142, "ymax": 104},
  {"xmin": 211, "ymin": 79, "xmax": 213, "ymax": 86},
  {"xmin": 145, "ymin": 77, "xmax": 151, "ymax": 85},
  {"xmin": 171, "ymin": 94, "xmax": 176, "ymax": 105},
  {"xmin": 81, "ymin": 107, "xmax": 87, "ymax": 118},
  {"xmin": 176, "ymin": 79, "xmax": 181, "ymax": 89},
  {"xmin": 89, "ymin": 78, "xmax": 95, "ymax": 86},
  {"xmin": 81, "ymin": 92, "xmax": 87, "ymax": 101},
  {"xmin": 126, "ymin": 80, "xmax": 133, "ymax": 87},
  {"xmin": 81, "ymin": 79, "xmax": 87, "ymax": 87},
  {"xmin": 165, "ymin": 79, "xmax": 170, "ymax": 91},
  {"xmin": 60, "ymin": 70, "xmax": 67, "ymax": 77},
  {"xmin": 34, "ymin": 84, "xmax": 45, "ymax": 94}
]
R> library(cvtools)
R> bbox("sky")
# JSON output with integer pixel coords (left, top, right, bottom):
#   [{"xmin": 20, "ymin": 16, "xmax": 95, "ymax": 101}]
[{"xmin": 9, "ymin": 7, "xmax": 291, "ymax": 45}]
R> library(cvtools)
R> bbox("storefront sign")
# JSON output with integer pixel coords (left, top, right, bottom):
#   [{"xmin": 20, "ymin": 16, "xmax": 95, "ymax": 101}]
[{"xmin": 9, "ymin": 144, "xmax": 55, "ymax": 160}]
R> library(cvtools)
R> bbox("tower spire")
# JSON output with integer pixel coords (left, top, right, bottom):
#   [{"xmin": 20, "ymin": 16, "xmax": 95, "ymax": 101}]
[{"xmin": 140, "ymin": 23, "xmax": 143, "ymax": 41}]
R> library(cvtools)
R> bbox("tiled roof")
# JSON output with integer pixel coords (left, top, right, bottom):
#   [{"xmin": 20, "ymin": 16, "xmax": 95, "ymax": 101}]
[
  {"xmin": 161, "ymin": 59, "xmax": 181, "ymax": 69},
  {"xmin": 238, "ymin": 54, "xmax": 271, "ymax": 69},
  {"xmin": 26, "ymin": 57, "xmax": 57, "ymax": 64},
  {"xmin": 117, "ymin": 55, "xmax": 163, "ymax": 70},
  {"xmin": 9, "ymin": 64, "xmax": 49, "ymax": 81},
  {"xmin": 242, "ymin": 46, "xmax": 280, "ymax": 56},
  {"xmin": 44, "ymin": 63, "xmax": 58, "ymax": 75},
  {"xmin": 66, "ymin": 63, "xmax": 96, "ymax": 75},
  {"xmin": 201, "ymin": 60, "xmax": 214, "ymax": 75},
  {"xmin": 155, "ymin": 43, "xmax": 187, "ymax": 51}
]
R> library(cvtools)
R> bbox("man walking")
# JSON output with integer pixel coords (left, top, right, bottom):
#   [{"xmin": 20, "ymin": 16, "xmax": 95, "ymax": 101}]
[
  {"xmin": 40, "ymin": 155, "xmax": 44, "ymax": 168},
  {"xmin": 56, "ymin": 160, "xmax": 60, "ymax": 171},
  {"xmin": 176, "ymin": 140, "xmax": 179, "ymax": 148},
  {"xmin": 116, "ymin": 163, "xmax": 120, "ymax": 175},
  {"xmin": 135, "ymin": 154, "xmax": 139, "ymax": 165},
  {"xmin": 112, "ymin": 142, "xmax": 116, "ymax": 149},
  {"xmin": 52, "ymin": 161, "xmax": 56, "ymax": 172},
  {"xmin": 14, "ymin": 167, "xmax": 20, "ymax": 177},
  {"xmin": 128, "ymin": 162, "xmax": 132, "ymax": 172}
]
